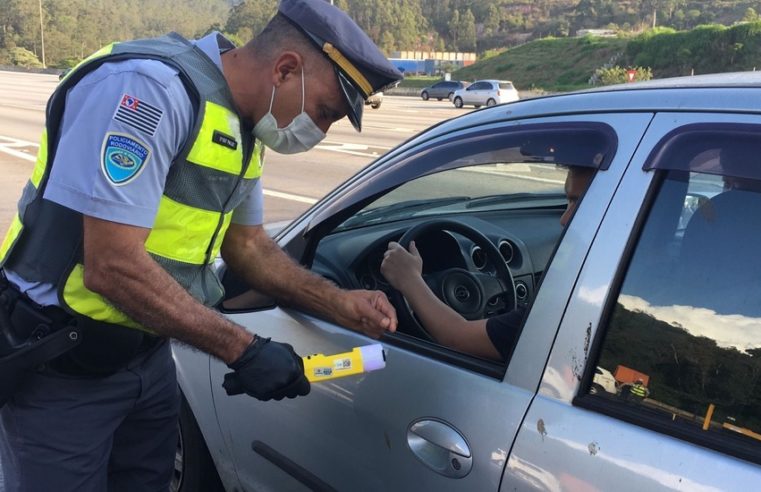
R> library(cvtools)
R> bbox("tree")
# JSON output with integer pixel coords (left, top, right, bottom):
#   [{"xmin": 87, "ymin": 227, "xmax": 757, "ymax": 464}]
[
  {"xmin": 448, "ymin": 9, "xmax": 460, "ymax": 50},
  {"xmin": 7, "ymin": 46, "xmax": 43, "ymax": 67},
  {"xmin": 380, "ymin": 31, "xmax": 395, "ymax": 54},
  {"xmin": 743, "ymin": 8, "xmax": 760, "ymax": 24},
  {"xmin": 483, "ymin": 4, "xmax": 501, "ymax": 37},
  {"xmin": 459, "ymin": 9, "xmax": 476, "ymax": 52},
  {"xmin": 224, "ymin": 0, "xmax": 277, "ymax": 42},
  {"xmin": 594, "ymin": 65, "xmax": 653, "ymax": 85}
]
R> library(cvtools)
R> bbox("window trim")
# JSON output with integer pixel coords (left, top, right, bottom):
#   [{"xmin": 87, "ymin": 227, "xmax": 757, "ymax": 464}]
[
  {"xmin": 574, "ymin": 161, "xmax": 761, "ymax": 465},
  {"xmin": 305, "ymin": 121, "xmax": 617, "ymax": 257},
  {"xmin": 643, "ymin": 122, "xmax": 761, "ymax": 182}
]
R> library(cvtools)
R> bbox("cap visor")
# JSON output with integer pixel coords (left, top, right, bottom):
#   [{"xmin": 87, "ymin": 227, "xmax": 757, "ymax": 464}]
[{"xmin": 336, "ymin": 69, "xmax": 364, "ymax": 132}]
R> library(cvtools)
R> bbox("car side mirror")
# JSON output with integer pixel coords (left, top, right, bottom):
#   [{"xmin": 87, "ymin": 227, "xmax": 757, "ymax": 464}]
[{"xmin": 218, "ymin": 267, "xmax": 277, "ymax": 312}]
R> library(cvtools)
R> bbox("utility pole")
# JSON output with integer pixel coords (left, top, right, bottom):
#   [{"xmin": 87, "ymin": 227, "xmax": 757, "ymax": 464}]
[
  {"xmin": 652, "ymin": 7, "xmax": 657, "ymax": 29},
  {"xmin": 38, "ymin": 0, "xmax": 46, "ymax": 67}
]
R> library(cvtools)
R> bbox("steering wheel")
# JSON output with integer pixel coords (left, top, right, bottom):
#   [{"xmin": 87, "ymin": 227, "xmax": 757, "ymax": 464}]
[{"xmin": 389, "ymin": 219, "xmax": 517, "ymax": 341}]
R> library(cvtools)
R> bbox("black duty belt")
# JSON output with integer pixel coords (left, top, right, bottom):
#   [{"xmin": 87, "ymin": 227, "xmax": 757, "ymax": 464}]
[
  {"xmin": 0, "ymin": 273, "xmax": 163, "ymax": 379},
  {"xmin": 0, "ymin": 274, "xmax": 81, "ymax": 406}
]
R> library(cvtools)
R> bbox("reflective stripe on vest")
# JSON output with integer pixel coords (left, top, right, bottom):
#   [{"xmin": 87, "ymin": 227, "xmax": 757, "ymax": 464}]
[
  {"xmin": 0, "ymin": 33, "xmax": 261, "ymax": 331},
  {"xmin": 630, "ymin": 384, "xmax": 647, "ymax": 397}
]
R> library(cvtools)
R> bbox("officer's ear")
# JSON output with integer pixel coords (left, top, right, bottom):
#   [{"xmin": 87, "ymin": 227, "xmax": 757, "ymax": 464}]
[{"xmin": 272, "ymin": 51, "xmax": 303, "ymax": 87}]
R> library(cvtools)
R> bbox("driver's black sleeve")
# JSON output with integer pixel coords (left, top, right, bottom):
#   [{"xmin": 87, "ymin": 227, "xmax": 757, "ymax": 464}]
[{"xmin": 485, "ymin": 307, "xmax": 526, "ymax": 362}]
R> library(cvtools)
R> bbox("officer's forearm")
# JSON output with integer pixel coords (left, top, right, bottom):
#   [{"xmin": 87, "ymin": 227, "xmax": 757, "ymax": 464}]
[
  {"xmin": 83, "ymin": 217, "xmax": 252, "ymax": 364},
  {"xmin": 221, "ymin": 224, "xmax": 344, "ymax": 320}
]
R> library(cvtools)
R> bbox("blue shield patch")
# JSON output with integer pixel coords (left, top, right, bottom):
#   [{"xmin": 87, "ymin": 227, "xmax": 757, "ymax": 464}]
[{"xmin": 101, "ymin": 133, "xmax": 151, "ymax": 185}]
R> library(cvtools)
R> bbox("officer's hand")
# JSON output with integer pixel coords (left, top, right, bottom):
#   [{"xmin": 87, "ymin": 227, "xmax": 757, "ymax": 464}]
[
  {"xmin": 222, "ymin": 336, "xmax": 310, "ymax": 401},
  {"xmin": 334, "ymin": 289, "xmax": 398, "ymax": 339}
]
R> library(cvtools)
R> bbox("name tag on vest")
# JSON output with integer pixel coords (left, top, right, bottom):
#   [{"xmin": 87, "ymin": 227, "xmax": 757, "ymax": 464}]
[{"xmin": 212, "ymin": 130, "xmax": 238, "ymax": 150}]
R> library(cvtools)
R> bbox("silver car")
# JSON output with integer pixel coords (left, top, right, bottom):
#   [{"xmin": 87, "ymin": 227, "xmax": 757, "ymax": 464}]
[
  {"xmin": 452, "ymin": 79, "xmax": 519, "ymax": 108},
  {"xmin": 173, "ymin": 72, "xmax": 761, "ymax": 491}
]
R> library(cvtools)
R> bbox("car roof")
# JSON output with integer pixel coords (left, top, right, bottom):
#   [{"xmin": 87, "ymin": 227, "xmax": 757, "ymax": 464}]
[{"xmin": 411, "ymin": 71, "xmax": 761, "ymax": 146}]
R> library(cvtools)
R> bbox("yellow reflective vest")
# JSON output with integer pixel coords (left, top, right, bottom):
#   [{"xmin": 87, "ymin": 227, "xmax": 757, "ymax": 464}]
[
  {"xmin": 0, "ymin": 33, "xmax": 262, "ymax": 331},
  {"xmin": 630, "ymin": 383, "xmax": 647, "ymax": 398}
]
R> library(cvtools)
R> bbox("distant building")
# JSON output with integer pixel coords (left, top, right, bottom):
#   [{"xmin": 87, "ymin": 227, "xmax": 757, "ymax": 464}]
[
  {"xmin": 390, "ymin": 51, "xmax": 476, "ymax": 75},
  {"xmin": 576, "ymin": 28, "xmax": 617, "ymax": 37}
]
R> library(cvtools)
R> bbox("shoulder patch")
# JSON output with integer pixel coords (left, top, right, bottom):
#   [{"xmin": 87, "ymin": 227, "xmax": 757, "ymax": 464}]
[
  {"xmin": 113, "ymin": 94, "xmax": 163, "ymax": 136},
  {"xmin": 101, "ymin": 133, "xmax": 151, "ymax": 186}
]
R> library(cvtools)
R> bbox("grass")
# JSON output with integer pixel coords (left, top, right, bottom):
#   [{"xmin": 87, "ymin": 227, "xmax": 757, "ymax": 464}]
[
  {"xmin": 453, "ymin": 35, "xmax": 628, "ymax": 92},
  {"xmin": 397, "ymin": 76, "xmax": 442, "ymax": 89}
]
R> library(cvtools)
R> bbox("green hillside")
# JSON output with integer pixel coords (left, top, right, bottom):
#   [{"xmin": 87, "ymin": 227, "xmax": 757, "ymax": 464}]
[
  {"xmin": 453, "ymin": 20, "xmax": 761, "ymax": 92},
  {"xmin": 454, "ymin": 35, "xmax": 629, "ymax": 92}
]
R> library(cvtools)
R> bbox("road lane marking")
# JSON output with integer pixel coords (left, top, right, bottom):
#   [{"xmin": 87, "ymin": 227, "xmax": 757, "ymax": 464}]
[
  {"xmin": 0, "ymin": 136, "xmax": 38, "ymax": 146},
  {"xmin": 461, "ymin": 166, "xmax": 565, "ymax": 184},
  {"xmin": 314, "ymin": 142, "xmax": 379, "ymax": 157},
  {"xmin": 263, "ymin": 189, "xmax": 318, "ymax": 204},
  {"xmin": 0, "ymin": 136, "xmax": 36, "ymax": 162},
  {"xmin": 0, "ymin": 135, "xmax": 319, "ymax": 205}
]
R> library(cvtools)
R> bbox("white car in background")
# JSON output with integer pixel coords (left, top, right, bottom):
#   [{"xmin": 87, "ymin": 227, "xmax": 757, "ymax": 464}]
[
  {"xmin": 591, "ymin": 366, "xmax": 618, "ymax": 394},
  {"xmin": 452, "ymin": 79, "xmax": 519, "ymax": 108},
  {"xmin": 365, "ymin": 91, "xmax": 382, "ymax": 109}
]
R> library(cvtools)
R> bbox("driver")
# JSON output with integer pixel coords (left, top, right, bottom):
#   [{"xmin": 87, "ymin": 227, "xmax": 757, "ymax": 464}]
[{"xmin": 380, "ymin": 165, "xmax": 595, "ymax": 361}]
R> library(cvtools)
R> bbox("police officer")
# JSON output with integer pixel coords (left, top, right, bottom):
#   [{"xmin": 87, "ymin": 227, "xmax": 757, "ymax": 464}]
[
  {"xmin": 0, "ymin": 0, "xmax": 401, "ymax": 490},
  {"xmin": 630, "ymin": 379, "xmax": 649, "ymax": 400}
]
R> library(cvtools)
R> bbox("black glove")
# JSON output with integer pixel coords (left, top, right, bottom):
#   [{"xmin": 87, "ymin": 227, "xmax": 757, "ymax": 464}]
[{"xmin": 222, "ymin": 336, "xmax": 310, "ymax": 401}]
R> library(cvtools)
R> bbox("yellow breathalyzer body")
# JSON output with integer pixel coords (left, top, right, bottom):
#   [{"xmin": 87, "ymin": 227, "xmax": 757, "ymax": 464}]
[{"xmin": 302, "ymin": 344, "xmax": 386, "ymax": 382}]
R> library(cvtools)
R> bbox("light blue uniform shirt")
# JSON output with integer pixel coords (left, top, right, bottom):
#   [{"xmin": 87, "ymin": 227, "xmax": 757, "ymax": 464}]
[{"xmin": 7, "ymin": 33, "xmax": 263, "ymax": 305}]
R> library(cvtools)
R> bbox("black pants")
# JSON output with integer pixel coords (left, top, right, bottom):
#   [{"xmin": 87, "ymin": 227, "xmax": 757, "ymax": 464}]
[{"xmin": 0, "ymin": 341, "xmax": 179, "ymax": 492}]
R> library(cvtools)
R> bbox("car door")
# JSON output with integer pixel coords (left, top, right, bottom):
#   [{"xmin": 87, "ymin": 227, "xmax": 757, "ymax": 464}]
[
  {"xmin": 209, "ymin": 113, "xmax": 654, "ymax": 491},
  {"xmin": 431, "ymin": 82, "xmax": 446, "ymax": 99},
  {"xmin": 475, "ymin": 82, "xmax": 495, "ymax": 106},
  {"xmin": 462, "ymin": 82, "xmax": 483, "ymax": 105},
  {"xmin": 504, "ymin": 112, "xmax": 761, "ymax": 490}
]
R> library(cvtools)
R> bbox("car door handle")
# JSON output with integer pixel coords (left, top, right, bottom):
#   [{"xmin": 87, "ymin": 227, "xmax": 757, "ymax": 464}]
[{"xmin": 407, "ymin": 419, "xmax": 472, "ymax": 478}]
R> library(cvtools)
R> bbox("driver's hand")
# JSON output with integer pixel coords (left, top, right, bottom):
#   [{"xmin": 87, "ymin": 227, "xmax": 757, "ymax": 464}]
[{"xmin": 381, "ymin": 241, "xmax": 423, "ymax": 294}]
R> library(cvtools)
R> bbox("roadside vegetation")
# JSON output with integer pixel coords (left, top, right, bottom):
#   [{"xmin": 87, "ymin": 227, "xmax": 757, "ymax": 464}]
[
  {"xmin": 448, "ymin": 19, "xmax": 761, "ymax": 92},
  {"xmin": 453, "ymin": 35, "xmax": 629, "ymax": 92},
  {"xmin": 4, "ymin": 1, "xmax": 761, "ymax": 93}
]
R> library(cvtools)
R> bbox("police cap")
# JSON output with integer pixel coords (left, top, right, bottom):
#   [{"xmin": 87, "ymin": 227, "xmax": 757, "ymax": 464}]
[{"xmin": 278, "ymin": 0, "xmax": 403, "ymax": 131}]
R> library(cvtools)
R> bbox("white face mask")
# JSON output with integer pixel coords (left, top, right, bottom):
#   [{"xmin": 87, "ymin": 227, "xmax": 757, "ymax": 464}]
[{"xmin": 252, "ymin": 70, "xmax": 326, "ymax": 154}]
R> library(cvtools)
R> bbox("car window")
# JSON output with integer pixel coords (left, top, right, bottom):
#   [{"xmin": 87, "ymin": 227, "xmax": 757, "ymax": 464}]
[
  {"xmin": 499, "ymin": 82, "xmax": 515, "ymax": 90},
  {"xmin": 313, "ymin": 124, "xmax": 616, "ymax": 373},
  {"xmin": 584, "ymin": 127, "xmax": 761, "ymax": 462},
  {"xmin": 468, "ymin": 82, "xmax": 482, "ymax": 90}
]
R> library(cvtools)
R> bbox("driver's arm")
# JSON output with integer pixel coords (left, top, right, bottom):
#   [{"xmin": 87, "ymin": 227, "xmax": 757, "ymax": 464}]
[{"xmin": 381, "ymin": 241, "xmax": 501, "ymax": 361}]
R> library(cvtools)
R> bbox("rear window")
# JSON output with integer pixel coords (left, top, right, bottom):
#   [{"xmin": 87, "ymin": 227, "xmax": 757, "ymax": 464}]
[
  {"xmin": 581, "ymin": 123, "xmax": 761, "ymax": 464},
  {"xmin": 499, "ymin": 82, "xmax": 515, "ymax": 90}
]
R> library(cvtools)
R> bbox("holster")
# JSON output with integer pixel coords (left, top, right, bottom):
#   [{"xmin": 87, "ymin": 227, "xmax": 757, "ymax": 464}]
[
  {"xmin": 0, "ymin": 275, "xmax": 163, "ymax": 404},
  {"xmin": 0, "ymin": 279, "xmax": 81, "ymax": 408},
  {"xmin": 50, "ymin": 317, "xmax": 161, "ymax": 377}
]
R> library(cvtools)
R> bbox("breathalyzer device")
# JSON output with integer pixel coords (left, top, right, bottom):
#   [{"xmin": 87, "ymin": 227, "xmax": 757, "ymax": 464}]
[{"xmin": 302, "ymin": 344, "xmax": 386, "ymax": 382}]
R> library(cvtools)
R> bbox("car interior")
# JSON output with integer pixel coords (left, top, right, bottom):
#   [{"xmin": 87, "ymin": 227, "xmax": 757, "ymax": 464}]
[{"xmin": 218, "ymin": 123, "xmax": 616, "ymax": 376}]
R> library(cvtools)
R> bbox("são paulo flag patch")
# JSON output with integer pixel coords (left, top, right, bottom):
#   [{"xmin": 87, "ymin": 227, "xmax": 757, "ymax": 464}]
[{"xmin": 113, "ymin": 94, "xmax": 163, "ymax": 136}]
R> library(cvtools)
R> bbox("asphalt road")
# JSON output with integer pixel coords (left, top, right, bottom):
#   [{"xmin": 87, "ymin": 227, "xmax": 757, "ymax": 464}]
[{"xmin": 0, "ymin": 70, "xmax": 467, "ymax": 231}]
